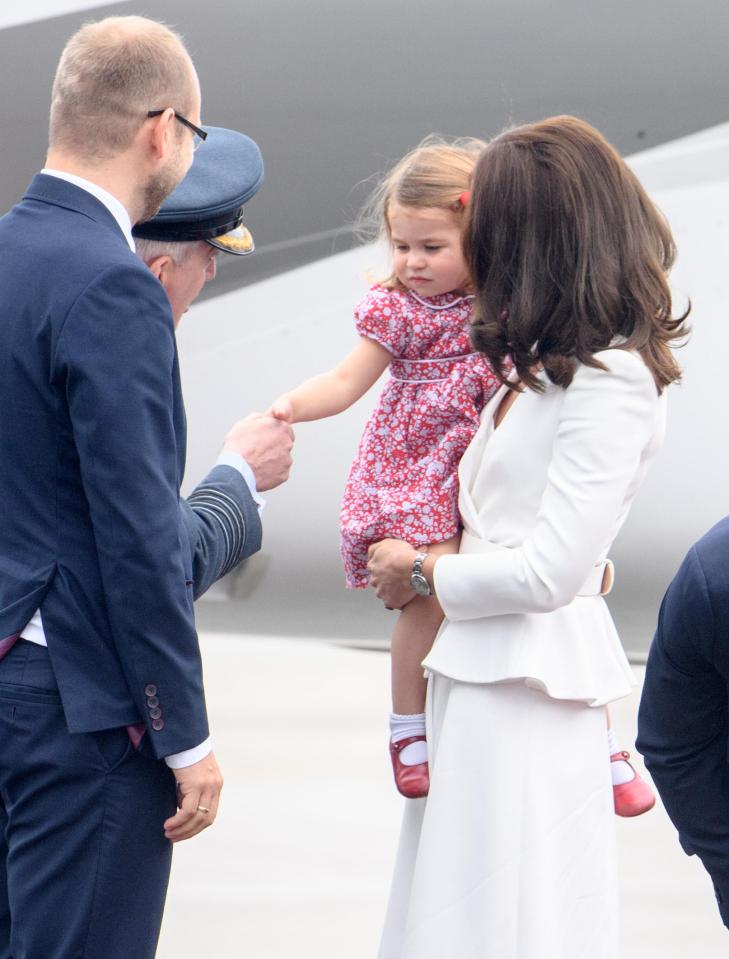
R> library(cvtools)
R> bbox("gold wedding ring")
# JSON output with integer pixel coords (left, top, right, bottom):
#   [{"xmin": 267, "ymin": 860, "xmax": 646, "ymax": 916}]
[{"xmin": 196, "ymin": 805, "xmax": 210, "ymax": 813}]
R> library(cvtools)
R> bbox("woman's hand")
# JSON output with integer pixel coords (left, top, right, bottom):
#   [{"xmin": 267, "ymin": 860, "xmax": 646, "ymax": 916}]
[{"xmin": 367, "ymin": 539, "xmax": 418, "ymax": 610}]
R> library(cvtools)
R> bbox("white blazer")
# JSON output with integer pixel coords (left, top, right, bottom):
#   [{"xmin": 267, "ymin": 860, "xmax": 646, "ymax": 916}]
[{"xmin": 423, "ymin": 347, "xmax": 666, "ymax": 706}]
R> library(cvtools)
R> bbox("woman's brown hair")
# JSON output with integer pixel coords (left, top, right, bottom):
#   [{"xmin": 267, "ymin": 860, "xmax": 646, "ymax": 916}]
[{"xmin": 466, "ymin": 115, "xmax": 689, "ymax": 393}]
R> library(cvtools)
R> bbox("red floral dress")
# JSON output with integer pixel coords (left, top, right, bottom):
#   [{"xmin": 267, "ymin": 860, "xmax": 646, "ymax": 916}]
[{"xmin": 340, "ymin": 284, "xmax": 500, "ymax": 587}]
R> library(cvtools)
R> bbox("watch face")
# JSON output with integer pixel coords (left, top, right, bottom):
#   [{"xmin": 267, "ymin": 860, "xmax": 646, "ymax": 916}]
[{"xmin": 411, "ymin": 572, "xmax": 431, "ymax": 596}]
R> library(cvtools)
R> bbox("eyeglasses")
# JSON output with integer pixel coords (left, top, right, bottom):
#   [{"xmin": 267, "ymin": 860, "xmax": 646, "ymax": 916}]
[{"xmin": 147, "ymin": 110, "xmax": 207, "ymax": 151}]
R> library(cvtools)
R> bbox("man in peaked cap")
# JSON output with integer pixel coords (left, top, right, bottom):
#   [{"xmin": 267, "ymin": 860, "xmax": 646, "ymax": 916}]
[
  {"xmin": 133, "ymin": 126, "xmax": 293, "ymax": 599},
  {"xmin": 134, "ymin": 124, "xmax": 262, "ymax": 326},
  {"xmin": 134, "ymin": 123, "xmax": 262, "ymax": 250}
]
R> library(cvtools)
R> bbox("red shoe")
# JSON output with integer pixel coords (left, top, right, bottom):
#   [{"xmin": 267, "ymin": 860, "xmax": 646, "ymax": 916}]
[
  {"xmin": 389, "ymin": 735, "xmax": 430, "ymax": 799},
  {"xmin": 611, "ymin": 751, "xmax": 656, "ymax": 817}
]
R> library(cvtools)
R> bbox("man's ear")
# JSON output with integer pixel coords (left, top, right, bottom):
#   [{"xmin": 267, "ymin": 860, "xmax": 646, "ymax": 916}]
[
  {"xmin": 146, "ymin": 108, "xmax": 176, "ymax": 162},
  {"xmin": 145, "ymin": 254, "xmax": 173, "ymax": 287}
]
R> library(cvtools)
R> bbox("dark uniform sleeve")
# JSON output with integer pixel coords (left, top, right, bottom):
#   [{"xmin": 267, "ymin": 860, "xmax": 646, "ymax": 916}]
[
  {"xmin": 180, "ymin": 464, "xmax": 263, "ymax": 600},
  {"xmin": 637, "ymin": 545, "xmax": 729, "ymax": 928}
]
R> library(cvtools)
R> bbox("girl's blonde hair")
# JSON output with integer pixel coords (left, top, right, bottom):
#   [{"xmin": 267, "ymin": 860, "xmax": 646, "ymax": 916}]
[{"xmin": 359, "ymin": 135, "xmax": 486, "ymax": 289}]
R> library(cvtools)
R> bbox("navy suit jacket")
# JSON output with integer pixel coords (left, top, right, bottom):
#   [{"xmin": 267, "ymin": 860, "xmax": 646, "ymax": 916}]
[
  {"xmin": 0, "ymin": 173, "xmax": 241, "ymax": 758},
  {"xmin": 637, "ymin": 516, "xmax": 729, "ymax": 928}
]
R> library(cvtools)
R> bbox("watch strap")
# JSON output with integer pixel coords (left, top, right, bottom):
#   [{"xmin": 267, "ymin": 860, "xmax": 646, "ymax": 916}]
[
  {"xmin": 412, "ymin": 552, "xmax": 428, "ymax": 575},
  {"xmin": 411, "ymin": 552, "xmax": 432, "ymax": 595}
]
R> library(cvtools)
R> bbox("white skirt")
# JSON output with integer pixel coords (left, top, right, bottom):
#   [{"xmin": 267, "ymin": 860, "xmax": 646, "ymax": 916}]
[{"xmin": 379, "ymin": 677, "xmax": 618, "ymax": 959}]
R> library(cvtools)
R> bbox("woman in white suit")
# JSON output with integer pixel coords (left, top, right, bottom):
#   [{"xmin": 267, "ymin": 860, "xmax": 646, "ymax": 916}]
[{"xmin": 368, "ymin": 116, "xmax": 688, "ymax": 959}]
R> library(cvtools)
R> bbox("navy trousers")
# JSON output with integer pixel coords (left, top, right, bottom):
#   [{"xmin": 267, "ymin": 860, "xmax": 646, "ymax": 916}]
[{"xmin": 0, "ymin": 641, "xmax": 177, "ymax": 959}]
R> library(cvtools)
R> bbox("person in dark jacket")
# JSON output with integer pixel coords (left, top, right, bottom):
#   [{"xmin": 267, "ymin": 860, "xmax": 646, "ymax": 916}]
[
  {"xmin": 0, "ymin": 19, "xmax": 291, "ymax": 959},
  {"xmin": 637, "ymin": 516, "xmax": 729, "ymax": 929}
]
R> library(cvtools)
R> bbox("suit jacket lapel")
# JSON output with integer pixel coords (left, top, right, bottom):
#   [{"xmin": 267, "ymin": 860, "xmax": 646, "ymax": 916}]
[{"xmin": 458, "ymin": 381, "xmax": 511, "ymax": 537}]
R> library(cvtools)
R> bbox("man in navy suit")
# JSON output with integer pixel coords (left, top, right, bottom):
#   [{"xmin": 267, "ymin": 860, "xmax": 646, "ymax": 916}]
[
  {"xmin": 0, "ymin": 16, "xmax": 292, "ymax": 959},
  {"xmin": 637, "ymin": 518, "xmax": 729, "ymax": 930},
  {"xmin": 135, "ymin": 124, "xmax": 280, "ymax": 602}
]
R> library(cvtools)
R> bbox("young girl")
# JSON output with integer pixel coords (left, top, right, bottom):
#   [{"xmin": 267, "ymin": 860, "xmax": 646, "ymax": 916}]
[
  {"xmin": 270, "ymin": 138, "xmax": 653, "ymax": 813},
  {"xmin": 268, "ymin": 139, "xmax": 490, "ymax": 798}
]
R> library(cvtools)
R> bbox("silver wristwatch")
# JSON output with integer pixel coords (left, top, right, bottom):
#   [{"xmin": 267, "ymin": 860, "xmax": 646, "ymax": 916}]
[{"xmin": 410, "ymin": 552, "xmax": 432, "ymax": 596}]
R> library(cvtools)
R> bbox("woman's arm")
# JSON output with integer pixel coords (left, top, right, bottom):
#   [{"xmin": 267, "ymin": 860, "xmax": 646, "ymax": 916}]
[{"xmin": 269, "ymin": 336, "xmax": 392, "ymax": 423}]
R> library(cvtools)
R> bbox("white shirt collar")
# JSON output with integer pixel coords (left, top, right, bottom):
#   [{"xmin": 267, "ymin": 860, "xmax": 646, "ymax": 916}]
[{"xmin": 41, "ymin": 168, "xmax": 136, "ymax": 252}]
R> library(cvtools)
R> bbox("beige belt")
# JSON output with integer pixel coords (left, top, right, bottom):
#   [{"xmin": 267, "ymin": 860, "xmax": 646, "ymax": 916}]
[
  {"xmin": 459, "ymin": 532, "xmax": 614, "ymax": 597},
  {"xmin": 577, "ymin": 559, "xmax": 614, "ymax": 596}
]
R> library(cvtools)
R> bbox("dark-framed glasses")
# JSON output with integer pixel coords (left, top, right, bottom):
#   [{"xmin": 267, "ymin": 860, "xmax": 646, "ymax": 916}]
[{"xmin": 147, "ymin": 110, "xmax": 207, "ymax": 151}]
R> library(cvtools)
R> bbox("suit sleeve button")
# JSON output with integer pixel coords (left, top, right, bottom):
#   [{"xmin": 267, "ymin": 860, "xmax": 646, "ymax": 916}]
[
  {"xmin": 144, "ymin": 684, "xmax": 157, "ymax": 697},
  {"xmin": 149, "ymin": 707, "xmax": 162, "ymax": 720},
  {"xmin": 147, "ymin": 696, "xmax": 159, "ymax": 708},
  {"xmin": 151, "ymin": 718, "xmax": 165, "ymax": 731}
]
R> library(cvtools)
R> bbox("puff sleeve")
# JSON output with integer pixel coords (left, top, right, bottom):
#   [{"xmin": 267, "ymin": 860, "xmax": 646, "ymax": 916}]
[{"xmin": 354, "ymin": 285, "xmax": 408, "ymax": 356}]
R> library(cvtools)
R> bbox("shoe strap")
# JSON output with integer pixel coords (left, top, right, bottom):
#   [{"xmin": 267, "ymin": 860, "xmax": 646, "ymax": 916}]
[
  {"xmin": 610, "ymin": 750, "xmax": 632, "ymax": 762},
  {"xmin": 391, "ymin": 734, "xmax": 427, "ymax": 753}
]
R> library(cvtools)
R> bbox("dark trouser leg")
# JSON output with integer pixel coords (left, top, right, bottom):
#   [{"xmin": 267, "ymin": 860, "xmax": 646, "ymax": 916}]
[
  {"xmin": 0, "ymin": 790, "xmax": 9, "ymax": 959},
  {"xmin": 0, "ymin": 641, "xmax": 177, "ymax": 959}
]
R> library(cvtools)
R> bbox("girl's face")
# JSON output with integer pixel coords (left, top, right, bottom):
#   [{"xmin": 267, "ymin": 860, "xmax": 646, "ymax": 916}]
[{"xmin": 388, "ymin": 203, "xmax": 469, "ymax": 297}]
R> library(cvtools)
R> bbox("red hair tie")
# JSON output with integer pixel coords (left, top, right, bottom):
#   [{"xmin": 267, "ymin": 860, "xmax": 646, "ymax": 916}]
[{"xmin": 458, "ymin": 191, "xmax": 471, "ymax": 207}]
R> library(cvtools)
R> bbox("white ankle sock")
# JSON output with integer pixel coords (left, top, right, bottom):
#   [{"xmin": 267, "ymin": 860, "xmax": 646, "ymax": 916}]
[
  {"xmin": 607, "ymin": 728, "xmax": 634, "ymax": 785},
  {"xmin": 390, "ymin": 712, "xmax": 428, "ymax": 766}
]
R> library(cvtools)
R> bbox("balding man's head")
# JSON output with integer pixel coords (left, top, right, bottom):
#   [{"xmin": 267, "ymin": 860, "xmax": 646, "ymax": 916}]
[{"xmin": 49, "ymin": 16, "xmax": 197, "ymax": 164}]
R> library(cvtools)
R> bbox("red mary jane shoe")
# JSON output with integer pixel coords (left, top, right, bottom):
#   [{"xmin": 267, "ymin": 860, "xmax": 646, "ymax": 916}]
[
  {"xmin": 612, "ymin": 751, "xmax": 656, "ymax": 817},
  {"xmin": 389, "ymin": 735, "xmax": 430, "ymax": 799}
]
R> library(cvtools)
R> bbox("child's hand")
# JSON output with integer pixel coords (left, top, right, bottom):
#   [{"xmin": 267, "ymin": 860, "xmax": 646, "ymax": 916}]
[
  {"xmin": 222, "ymin": 413, "xmax": 294, "ymax": 491},
  {"xmin": 268, "ymin": 395, "xmax": 294, "ymax": 423}
]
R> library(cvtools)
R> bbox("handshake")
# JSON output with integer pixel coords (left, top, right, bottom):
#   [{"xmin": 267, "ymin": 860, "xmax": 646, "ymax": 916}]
[{"xmin": 222, "ymin": 410, "xmax": 295, "ymax": 491}]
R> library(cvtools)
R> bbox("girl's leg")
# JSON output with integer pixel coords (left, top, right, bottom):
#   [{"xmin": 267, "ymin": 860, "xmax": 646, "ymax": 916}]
[
  {"xmin": 390, "ymin": 595, "xmax": 443, "ymax": 715},
  {"xmin": 388, "ymin": 537, "xmax": 458, "ymax": 798},
  {"xmin": 390, "ymin": 536, "xmax": 460, "ymax": 715}
]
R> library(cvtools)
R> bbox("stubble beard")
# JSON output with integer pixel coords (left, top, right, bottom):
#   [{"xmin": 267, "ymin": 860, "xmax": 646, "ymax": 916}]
[{"xmin": 137, "ymin": 144, "xmax": 187, "ymax": 224}]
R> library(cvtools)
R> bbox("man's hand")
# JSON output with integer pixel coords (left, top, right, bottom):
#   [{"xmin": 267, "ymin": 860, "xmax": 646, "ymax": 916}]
[
  {"xmin": 223, "ymin": 413, "xmax": 294, "ymax": 491},
  {"xmin": 164, "ymin": 750, "xmax": 223, "ymax": 843}
]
